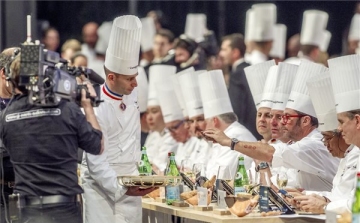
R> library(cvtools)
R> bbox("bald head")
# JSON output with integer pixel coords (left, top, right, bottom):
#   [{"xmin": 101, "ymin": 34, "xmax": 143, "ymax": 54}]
[
  {"xmin": 82, "ymin": 22, "xmax": 99, "ymax": 49},
  {"xmin": 287, "ymin": 34, "xmax": 300, "ymax": 58}
]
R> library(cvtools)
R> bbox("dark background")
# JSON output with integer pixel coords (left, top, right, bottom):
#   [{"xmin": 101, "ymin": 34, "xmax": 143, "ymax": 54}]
[{"xmin": 1, "ymin": 1, "xmax": 359, "ymax": 56}]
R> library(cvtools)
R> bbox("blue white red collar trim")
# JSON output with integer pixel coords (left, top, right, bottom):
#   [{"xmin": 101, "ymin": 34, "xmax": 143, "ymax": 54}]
[{"xmin": 102, "ymin": 83, "xmax": 123, "ymax": 101}]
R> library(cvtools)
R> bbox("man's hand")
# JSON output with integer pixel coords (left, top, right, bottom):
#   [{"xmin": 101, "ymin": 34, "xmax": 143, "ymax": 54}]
[
  {"xmin": 202, "ymin": 128, "xmax": 231, "ymax": 146},
  {"xmin": 295, "ymin": 194, "xmax": 328, "ymax": 213},
  {"xmin": 125, "ymin": 186, "xmax": 157, "ymax": 197}
]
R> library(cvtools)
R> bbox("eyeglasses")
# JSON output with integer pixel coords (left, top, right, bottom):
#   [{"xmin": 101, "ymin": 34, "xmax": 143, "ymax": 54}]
[
  {"xmin": 281, "ymin": 114, "xmax": 306, "ymax": 125},
  {"xmin": 186, "ymin": 118, "xmax": 205, "ymax": 124},
  {"xmin": 321, "ymin": 130, "xmax": 341, "ymax": 143},
  {"xmin": 168, "ymin": 120, "xmax": 185, "ymax": 132}
]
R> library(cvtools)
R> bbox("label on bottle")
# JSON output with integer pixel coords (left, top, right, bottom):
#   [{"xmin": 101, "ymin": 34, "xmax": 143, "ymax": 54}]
[
  {"xmin": 259, "ymin": 185, "xmax": 270, "ymax": 212},
  {"xmin": 165, "ymin": 185, "xmax": 180, "ymax": 204},
  {"xmin": 170, "ymin": 156, "xmax": 175, "ymax": 161},
  {"xmin": 234, "ymin": 186, "xmax": 246, "ymax": 195},
  {"xmin": 238, "ymin": 160, "xmax": 244, "ymax": 165},
  {"xmin": 235, "ymin": 172, "xmax": 243, "ymax": 180},
  {"xmin": 138, "ymin": 160, "xmax": 145, "ymax": 167},
  {"xmin": 141, "ymin": 150, "xmax": 146, "ymax": 154},
  {"xmin": 352, "ymin": 214, "xmax": 360, "ymax": 223}
]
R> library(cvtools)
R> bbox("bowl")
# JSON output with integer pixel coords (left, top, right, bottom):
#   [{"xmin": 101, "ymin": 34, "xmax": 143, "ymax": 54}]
[{"xmin": 224, "ymin": 194, "xmax": 259, "ymax": 217}]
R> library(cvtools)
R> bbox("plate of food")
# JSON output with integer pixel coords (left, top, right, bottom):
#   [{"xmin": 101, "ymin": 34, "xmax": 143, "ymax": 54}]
[{"xmin": 117, "ymin": 175, "xmax": 182, "ymax": 187}]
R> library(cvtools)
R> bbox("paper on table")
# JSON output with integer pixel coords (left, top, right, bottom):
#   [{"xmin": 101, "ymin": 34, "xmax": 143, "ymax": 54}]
[
  {"xmin": 217, "ymin": 190, "xmax": 227, "ymax": 209},
  {"xmin": 198, "ymin": 187, "xmax": 208, "ymax": 207}
]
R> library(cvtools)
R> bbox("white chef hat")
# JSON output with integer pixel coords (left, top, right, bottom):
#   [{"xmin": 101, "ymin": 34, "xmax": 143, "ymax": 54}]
[
  {"xmin": 185, "ymin": 14, "xmax": 207, "ymax": 43},
  {"xmin": 244, "ymin": 9, "xmax": 254, "ymax": 42},
  {"xmin": 246, "ymin": 4, "xmax": 277, "ymax": 41},
  {"xmin": 173, "ymin": 67, "xmax": 195, "ymax": 117},
  {"xmin": 319, "ymin": 30, "xmax": 332, "ymax": 52},
  {"xmin": 147, "ymin": 65, "xmax": 177, "ymax": 107},
  {"xmin": 328, "ymin": 54, "xmax": 360, "ymax": 113},
  {"xmin": 136, "ymin": 66, "xmax": 148, "ymax": 113},
  {"xmin": 307, "ymin": 71, "xmax": 338, "ymax": 131},
  {"xmin": 178, "ymin": 70, "xmax": 206, "ymax": 118},
  {"xmin": 95, "ymin": 21, "xmax": 112, "ymax": 55},
  {"xmin": 198, "ymin": 70, "xmax": 233, "ymax": 119},
  {"xmin": 156, "ymin": 76, "xmax": 184, "ymax": 123},
  {"xmin": 269, "ymin": 24, "xmax": 287, "ymax": 59},
  {"xmin": 348, "ymin": 14, "xmax": 360, "ymax": 41},
  {"xmin": 300, "ymin": 10, "xmax": 329, "ymax": 47},
  {"xmin": 271, "ymin": 62, "xmax": 299, "ymax": 111},
  {"xmin": 105, "ymin": 15, "xmax": 142, "ymax": 75},
  {"xmin": 244, "ymin": 60, "xmax": 276, "ymax": 109},
  {"xmin": 260, "ymin": 65, "xmax": 278, "ymax": 109},
  {"xmin": 286, "ymin": 60, "xmax": 328, "ymax": 117},
  {"xmin": 140, "ymin": 17, "xmax": 156, "ymax": 52}
]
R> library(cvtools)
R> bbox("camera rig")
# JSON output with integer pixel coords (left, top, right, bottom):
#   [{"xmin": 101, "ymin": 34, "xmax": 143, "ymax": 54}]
[{"xmin": 18, "ymin": 42, "xmax": 104, "ymax": 107}]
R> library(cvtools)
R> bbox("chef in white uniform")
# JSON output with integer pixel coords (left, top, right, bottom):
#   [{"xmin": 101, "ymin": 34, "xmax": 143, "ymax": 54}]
[
  {"xmin": 285, "ymin": 10, "xmax": 329, "ymax": 65},
  {"xmin": 155, "ymin": 71, "xmax": 199, "ymax": 170},
  {"xmin": 198, "ymin": 70, "xmax": 256, "ymax": 179},
  {"xmin": 246, "ymin": 62, "xmax": 298, "ymax": 187},
  {"xmin": 291, "ymin": 70, "xmax": 360, "ymax": 214},
  {"xmin": 244, "ymin": 60, "xmax": 276, "ymax": 142},
  {"xmin": 244, "ymin": 4, "xmax": 276, "ymax": 65},
  {"xmin": 204, "ymin": 61, "xmax": 339, "ymax": 191},
  {"xmin": 144, "ymin": 65, "xmax": 178, "ymax": 173},
  {"xmin": 82, "ymin": 15, "xmax": 154, "ymax": 223}
]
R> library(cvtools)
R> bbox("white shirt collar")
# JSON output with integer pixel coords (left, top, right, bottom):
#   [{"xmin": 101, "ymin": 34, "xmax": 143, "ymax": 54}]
[{"xmin": 232, "ymin": 58, "xmax": 245, "ymax": 71}]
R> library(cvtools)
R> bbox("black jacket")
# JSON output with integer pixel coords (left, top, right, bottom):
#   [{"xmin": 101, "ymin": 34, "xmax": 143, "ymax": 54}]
[{"xmin": 228, "ymin": 61, "xmax": 261, "ymax": 140}]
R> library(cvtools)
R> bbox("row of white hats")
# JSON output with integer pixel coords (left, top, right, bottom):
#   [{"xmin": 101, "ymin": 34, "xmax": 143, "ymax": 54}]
[
  {"xmin": 244, "ymin": 55, "xmax": 360, "ymax": 132},
  {"xmin": 136, "ymin": 65, "xmax": 233, "ymax": 123}
]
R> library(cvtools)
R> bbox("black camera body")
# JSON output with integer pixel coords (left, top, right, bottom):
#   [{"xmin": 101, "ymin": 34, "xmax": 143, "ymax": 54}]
[{"xmin": 19, "ymin": 43, "xmax": 103, "ymax": 107}]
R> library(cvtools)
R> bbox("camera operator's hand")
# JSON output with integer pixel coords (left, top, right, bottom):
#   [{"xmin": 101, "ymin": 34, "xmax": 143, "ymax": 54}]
[{"xmin": 80, "ymin": 81, "xmax": 97, "ymax": 108}]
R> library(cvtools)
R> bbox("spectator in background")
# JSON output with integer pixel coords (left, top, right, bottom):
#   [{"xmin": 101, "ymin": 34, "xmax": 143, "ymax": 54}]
[
  {"xmin": 70, "ymin": 52, "xmax": 88, "ymax": 67},
  {"xmin": 81, "ymin": 22, "xmax": 98, "ymax": 62},
  {"xmin": 42, "ymin": 27, "xmax": 60, "ymax": 52},
  {"xmin": 61, "ymin": 39, "xmax": 82, "ymax": 61}
]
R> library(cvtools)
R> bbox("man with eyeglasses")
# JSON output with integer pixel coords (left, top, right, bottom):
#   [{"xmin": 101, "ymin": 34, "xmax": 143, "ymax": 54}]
[
  {"xmin": 284, "ymin": 71, "xmax": 360, "ymax": 214},
  {"xmin": 204, "ymin": 61, "xmax": 339, "ymax": 191}
]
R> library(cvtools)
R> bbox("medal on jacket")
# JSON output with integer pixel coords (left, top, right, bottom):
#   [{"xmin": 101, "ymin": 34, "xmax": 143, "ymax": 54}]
[{"xmin": 119, "ymin": 101, "xmax": 126, "ymax": 111}]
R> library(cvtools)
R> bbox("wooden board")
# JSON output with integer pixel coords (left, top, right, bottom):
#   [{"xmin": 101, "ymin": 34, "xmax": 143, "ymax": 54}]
[{"xmin": 213, "ymin": 209, "xmax": 231, "ymax": 216}]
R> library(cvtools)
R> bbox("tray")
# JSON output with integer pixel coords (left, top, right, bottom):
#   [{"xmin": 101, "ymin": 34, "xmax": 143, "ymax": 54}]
[{"xmin": 118, "ymin": 175, "xmax": 182, "ymax": 187}]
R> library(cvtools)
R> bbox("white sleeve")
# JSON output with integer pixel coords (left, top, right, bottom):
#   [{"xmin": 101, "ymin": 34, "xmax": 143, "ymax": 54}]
[
  {"xmin": 271, "ymin": 140, "xmax": 329, "ymax": 177},
  {"xmin": 85, "ymin": 108, "xmax": 127, "ymax": 202}
]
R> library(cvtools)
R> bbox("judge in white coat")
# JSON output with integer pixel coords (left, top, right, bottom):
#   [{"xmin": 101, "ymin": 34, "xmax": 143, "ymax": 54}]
[
  {"xmin": 285, "ymin": 10, "xmax": 328, "ymax": 65},
  {"xmin": 198, "ymin": 70, "xmax": 256, "ymax": 179},
  {"xmin": 204, "ymin": 61, "xmax": 339, "ymax": 191},
  {"xmin": 244, "ymin": 4, "xmax": 276, "ymax": 65},
  {"xmin": 82, "ymin": 16, "xmax": 155, "ymax": 223},
  {"xmin": 289, "ymin": 71, "xmax": 360, "ymax": 214}
]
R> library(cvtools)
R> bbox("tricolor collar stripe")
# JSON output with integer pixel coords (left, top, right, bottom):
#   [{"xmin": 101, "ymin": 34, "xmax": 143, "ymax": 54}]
[{"xmin": 103, "ymin": 84, "xmax": 123, "ymax": 100}]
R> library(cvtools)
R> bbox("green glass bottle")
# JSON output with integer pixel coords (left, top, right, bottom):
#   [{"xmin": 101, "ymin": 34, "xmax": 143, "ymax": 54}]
[
  {"xmin": 352, "ymin": 172, "xmax": 360, "ymax": 222},
  {"xmin": 165, "ymin": 152, "xmax": 180, "ymax": 205},
  {"xmin": 138, "ymin": 146, "xmax": 152, "ymax": 176},
  {"xmin": 234, "ymin": 156, "xmax": 249, "ymax": 195}
]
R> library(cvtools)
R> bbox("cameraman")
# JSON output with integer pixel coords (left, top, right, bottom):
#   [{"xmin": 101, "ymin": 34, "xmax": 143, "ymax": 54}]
[
  {"xmin": 0, "ymin": 48, "xmax": 18, "ymax": 223},
  {"xmin": 1, "ymin": 53, "xmax": 104, "ymax": 223}
]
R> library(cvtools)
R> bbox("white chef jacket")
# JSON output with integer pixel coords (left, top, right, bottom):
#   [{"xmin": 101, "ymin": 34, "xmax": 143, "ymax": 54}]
[
  {"xmin": 307, "ymin": 145, "xmax": 359, "ymax": 212},
  {"xmin": 246, "ymin": 50, "xmax": 268, "ymax": 65},
  {"xmin": 175, "ymin": 136, "xmax": 210, "ymax": 170},
  {"xmin": 272, "ymin": 129, "xmax": 340, "ymax": 191},
  {"xmin": 206, "ymin": 121, "xmax": 256, "ymax": 179},
  {"xmin": 145, "ymin": 129, "xmax": 178, "ymax": 172},
  {"xmin": 82, "ymin": 84, "xmax": 142, "ymax": 223},
  {"xmin": 284, "ymin": 54, "xmax": 312, "ymax": 65}
]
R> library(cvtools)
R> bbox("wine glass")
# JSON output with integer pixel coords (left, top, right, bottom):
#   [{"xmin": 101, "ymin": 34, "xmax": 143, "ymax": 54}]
[
  {"xmin": 180, "ymin": 159, "xmax": 194, "ymax": 178},
  {"xmin": 192, "ymin": 163, "xmax": 204, "ymax": 184},
  {"xmin": 217, "ymin": 165, "xmax": 233, "ymax": 187},
  {"xmin": 276, "ymin": 171, "xmax": 288, "ymax": 189}
]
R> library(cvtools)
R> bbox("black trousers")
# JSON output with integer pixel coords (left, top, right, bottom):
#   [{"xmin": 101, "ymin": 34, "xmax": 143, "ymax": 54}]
[{"xmin": 20, "ymin": 202, "xmax": 82, "ymax": 223}]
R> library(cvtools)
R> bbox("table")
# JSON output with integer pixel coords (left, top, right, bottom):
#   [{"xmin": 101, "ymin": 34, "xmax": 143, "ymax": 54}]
[{"xmin": 142, "ymin": 198, "xmax": 326, "ymax": 223}]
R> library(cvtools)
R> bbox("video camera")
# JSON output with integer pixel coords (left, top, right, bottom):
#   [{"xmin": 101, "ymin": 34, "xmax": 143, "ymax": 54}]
[{"xmin": 18, "ymin": 42, "xmax": 104, "ymax": 107}]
